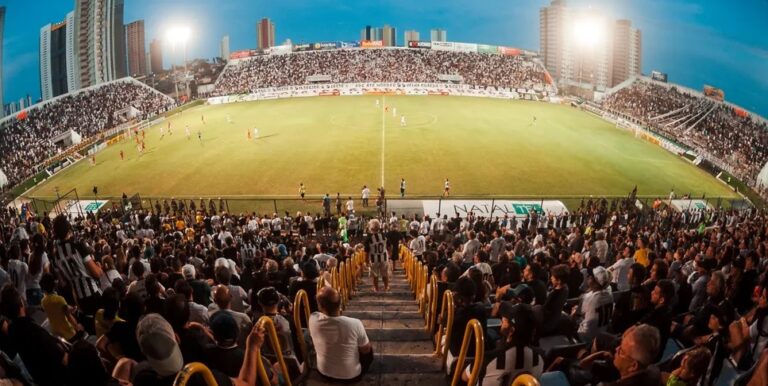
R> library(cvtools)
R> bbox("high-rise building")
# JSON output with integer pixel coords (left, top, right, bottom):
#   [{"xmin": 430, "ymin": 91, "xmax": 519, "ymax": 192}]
[
  {"xmin": 611, "ymin": 19, "xmax": 642, "ymax": 87},
  {"xmin": 360, "ymin": 25, "xmax": 374, "ymax": 41},
  {"xmin": 404, "ymin": 30, "xmax": 420, "ymax": 44},
  {"xmin": 430, "ymin": 28, "xmax": 447, "ymax": 42},
  {"xmin": 149, "ymin": 38, "xmax": 163, "ymax": 74},
  {"xmin": 381, "ymin": 24, "xmax": 396, "ymax": 46},
  {"xmin": 256, "ymin": 18, "xmax": 275, "ymax": 49},
  {"xmin": 0, "ymin": 6, "xmax": 5, "ymax": 117},
  {"xmin": 540, "ymin": 0, "xmax": 642, "ymax": 91},
  {"xmin": 220, "ymin": 35, "xmax": 230, "ymax": 61},
  {"xmin": 126, "ymin": 20, "xmax": 147, "ymax": 76},
  {"xmin": 73, "ymin": 0, "xmax": 126, "ymax": 89},
  {"xmin": 40, "ymin": 12, "xmax": 79, "ymax": 101}
]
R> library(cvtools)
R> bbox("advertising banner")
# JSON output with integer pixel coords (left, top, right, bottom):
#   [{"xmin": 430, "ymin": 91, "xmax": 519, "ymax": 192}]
[
  {"xmin": 340, "ymin": 41, "xmax": 360, "ymax": 48},
  {"xmin": 229, "ymin": 50, "xmax": 253, "ymax": 60},
  {"xmin": 703, "ymin": 85, "xmax": 724, "ymax": 101},
  {"xmin": 477, "ymin": 44, "xmax": 498, "ymax": 54},
  {"xmin": 361, "ymin": 40, "xmax": 384, "ymax": 48},
  {"xmin": 293, "ymin": 43, "xmax": 312, "ymax": 52},
  {"xmin": 418, "ymin": 200, "xmax": 568, "ymax": 219},
  {"xmin": 431, "ymin": 41, "xmax": 454, "ymax": 51},
  {"xmin": 312, "ymin": 42, "xmax": 339, "ymax": 50},
  {"xmin": 498, "ymin": 46, "xmax": 521, "ymax": 56},
  {"xmin": 264, "ymin": 44, "xmax": 292, "ymax": 55},
  {"xmin": 408, "ymin": 41, "xmax": 432, "ymax": 49},
  {"xmin": 651, "ymin": 70, "xmax": 668, "ymax": 83},
  {"xmin": 64, "ymin": 200, "xmax": 109, "ymax": 216},
  {"xmin": 669, "ymin": 199, "xmax": 712, "ymax": 212}
]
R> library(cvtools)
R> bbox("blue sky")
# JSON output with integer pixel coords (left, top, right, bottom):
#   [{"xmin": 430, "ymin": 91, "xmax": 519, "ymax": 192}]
[{"xmin": 2, "ymin": 0, "xmax": 767, "ymax": 116}]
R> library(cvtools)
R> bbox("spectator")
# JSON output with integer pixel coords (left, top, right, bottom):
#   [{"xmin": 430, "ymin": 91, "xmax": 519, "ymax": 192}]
[{"xmin": 310, "ymin": 286, "xmax": 373, "ymax": 382}]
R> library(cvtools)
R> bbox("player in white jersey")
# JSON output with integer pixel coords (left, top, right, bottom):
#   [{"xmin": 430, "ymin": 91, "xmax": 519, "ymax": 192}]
[
  {"xmin": 160, "ymin": 125, "xmax": 165, "ymax": 139},
  {"xmin": 364, "ymin": 219, "xmax": 390, "ymax": 292},
  {"xmin": 375, "ymin": 99, "xmax": 380, "ymax": 108},
  {"xmin": 254, "ymin": 128, "xmax": 260, "ymax": 139},
  {"xmin": 400, "ymin": 116, "xmax": 406, "ymax": 127},
  {"xmin": 185, "ymin": 125, "xmax": 191, "ymax": 140},
  {"xmin": 392, "ymin": 107, "xmax": 397, "ymax": 117},
  {"xmin": 226, "ymin": 114, "xmax": 232, "ymax": 123},
  {"xmin": 444, "ymin": 178, "xmax": 451, "ymax": 197}
]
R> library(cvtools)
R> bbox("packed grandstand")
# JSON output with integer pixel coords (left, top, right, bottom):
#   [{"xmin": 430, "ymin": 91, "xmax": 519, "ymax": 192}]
[{"xmin": 0, "ymin": 42, "xmax": 767, "ymax": 386}]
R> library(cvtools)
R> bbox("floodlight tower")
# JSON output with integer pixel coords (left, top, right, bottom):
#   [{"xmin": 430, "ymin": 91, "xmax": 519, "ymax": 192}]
[{"xmin": 166, "ymin": 26, "xmax": 191, "ymax": 99}]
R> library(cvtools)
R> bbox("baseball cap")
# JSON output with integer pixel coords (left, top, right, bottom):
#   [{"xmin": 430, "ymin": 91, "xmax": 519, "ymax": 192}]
[
  {"xmin": 136, "ymin": 314, "xmax": 184, "ymax": 377},
  {"xmin": 209, "ymin": 311, "xmax": 239, "ymax": 346},
  {"xmin": 182, "ymin": 264, "xmax": 196, "ymax": 279},
  {"xmin": 590, "ymin": 266, "xmax": 610, "ymax": 288}
]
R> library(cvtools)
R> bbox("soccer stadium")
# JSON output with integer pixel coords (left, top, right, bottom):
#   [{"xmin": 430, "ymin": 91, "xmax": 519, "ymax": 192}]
[{"xmin": 0, "ymin": 1, "xmax": 766, "ymax": 386}]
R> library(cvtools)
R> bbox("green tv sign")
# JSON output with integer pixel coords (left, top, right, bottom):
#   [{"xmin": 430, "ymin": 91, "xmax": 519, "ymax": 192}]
[{"xmin": 512, "ymin": 203, "xmax": 543, "ymax": 215}]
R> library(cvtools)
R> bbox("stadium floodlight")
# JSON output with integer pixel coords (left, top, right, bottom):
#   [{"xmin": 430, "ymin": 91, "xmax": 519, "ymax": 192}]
[
  {"xmin": 166, "ymin": 26, "xmax": 191, "ymax": 47},
  {"xmin": 572, "ymin": 16, "xmax": 606, "ymax": 48}
]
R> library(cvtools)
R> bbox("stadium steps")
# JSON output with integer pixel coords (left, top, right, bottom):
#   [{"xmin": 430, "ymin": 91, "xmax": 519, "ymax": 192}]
[{"xmin": 306, "ymin": 269, "xmax": 445, "ymax": 386}]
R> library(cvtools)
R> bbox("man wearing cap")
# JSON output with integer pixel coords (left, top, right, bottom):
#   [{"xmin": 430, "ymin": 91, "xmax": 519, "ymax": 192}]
[
  {"xmin": 310, "ymin": 286, "xmax": 372, "ymax": 382},
  {"xmin": 572, "ymin": 266, "xmax": 614, "ymax": 342},
  {"xmin": 206, "ymin": 311, "xmax": 245, "ymax": 377},
  {"xmin": 183, "ymin": 264, "xmax": 211, "ymax": 307},
  {"xmin": 463, "ymin": 303, "xmax": 544, "ymax": 385},
  {"xmin": 121, "ymin": 313, "xmax": 276, "ymax": 386}
]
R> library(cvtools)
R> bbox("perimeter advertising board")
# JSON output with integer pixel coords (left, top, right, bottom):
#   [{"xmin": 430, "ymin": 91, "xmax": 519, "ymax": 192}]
[
  {"xmin": 361, "ymin": 40, "xmax": 384, "ymax": 48},
  {"xmin": 408, "ymin": 41, "xmax": 432, "ymax": 49},
  {"xmin": 703, "ymin": 85, "xmax": 724, "ymax": 101},
  {"xmin": 669, "ymin": 199, "xmax": 712, "ymax": 212},
  {"xmin": 651, "ymin": 70, "xmax": 668, "ymax": 83},
  {"xmin": 419, "ymin": 200, "xmax": 568, "ymax": 219}
]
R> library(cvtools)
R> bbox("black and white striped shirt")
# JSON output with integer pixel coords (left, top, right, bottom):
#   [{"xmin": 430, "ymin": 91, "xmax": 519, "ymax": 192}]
[
  {"xmin": 365, "ymin": 233, "xmax": 389, "ymax": 264},
  {"xmin": 52, "ymin": 240, "xmax": 101, "ymax": 300}
]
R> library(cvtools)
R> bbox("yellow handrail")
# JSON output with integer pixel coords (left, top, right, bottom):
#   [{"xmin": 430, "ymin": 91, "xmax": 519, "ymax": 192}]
[
  {"xmin": 419, "ymin": 264, "xmax": 429, "ymax": 315},
  {"xmin": 293, "ymin": 289, "xmax": 311, "ymax": 364},
  {"xmin": 257, "ymin": 316, "xmax": 293, "ymax": 386},
  {"xmin": 338, "ymin": 262, "xmax": 348, "ymax": 306},
  {"xmin": 511, "ymin": 374, "xmax": 541, "ymax": 386},
  {"xmin": 256, "ymin": 348, "xmax": 273, "ymax": 386},
  {"xmin": 425, "ymin": 274, "xmax": 438, "ymax": 333},
  {"xmin": 173, "ymin": 363, "xmax": 219, "ymax": 386},
  {"xmin": 317, "ymin": 276, "xmax": 326, "ymax": 292},
  {"xmin": 347, "ymin": 255, "xmax": 355, "ymax": 296},
  {"xmin": 450, "ymin": 319, "xmax": 485, "ymax": 386},
  {"xmin": 435, "ymin": 290, "xmax": 455, "ymax": 366}
]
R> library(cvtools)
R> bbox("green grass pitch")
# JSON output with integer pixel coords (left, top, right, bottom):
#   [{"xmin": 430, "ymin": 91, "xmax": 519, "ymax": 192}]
[{"xmin": 25, "ymin": 95, "xmax": 738, "ymax": 202}]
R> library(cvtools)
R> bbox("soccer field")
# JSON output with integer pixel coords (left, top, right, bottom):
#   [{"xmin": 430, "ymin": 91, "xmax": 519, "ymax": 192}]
[{"xmin": 26, "ymin": 95, "xmax": 738, "ymax": 202}]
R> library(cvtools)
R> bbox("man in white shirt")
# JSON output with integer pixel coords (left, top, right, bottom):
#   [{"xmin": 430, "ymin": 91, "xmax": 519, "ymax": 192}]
[
  {"xmin": 361, "ymin": 186, "xmax": 371, "ymax": 207},
  {"xmin": 607, "ymin": 245, "xmax": 635, "ymax": 291},
  {"xmin": 310, "ymin": 286, "xmax": 372, "ymax": 382}
]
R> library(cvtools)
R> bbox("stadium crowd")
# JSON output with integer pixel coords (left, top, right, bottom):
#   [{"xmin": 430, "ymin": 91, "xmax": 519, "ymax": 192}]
[
  {"xmin": 0, "ymin": 193, "xmax": 766, "ymax": 386},
  {"xmin": 0, "ymin": 81, "xmax": 175, "ymax": 188},
  {"xmin": 213, "ymin": 49, "xmax": 551, "ymax": 96},
  {"xmin": 602, "ymin": 80, "xmax": 768, "ymax": 186}
]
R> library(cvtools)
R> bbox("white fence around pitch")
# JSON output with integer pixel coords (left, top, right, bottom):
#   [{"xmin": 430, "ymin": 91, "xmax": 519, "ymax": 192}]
[{"xmin": 208, "ymin": 82, "xmax": 552, "ymax": 105}]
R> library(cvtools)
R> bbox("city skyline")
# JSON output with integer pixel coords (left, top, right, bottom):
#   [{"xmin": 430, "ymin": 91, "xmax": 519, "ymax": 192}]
[{"xmin": 1, "ymin": 0, "xmax": 766, "ymax": 116}]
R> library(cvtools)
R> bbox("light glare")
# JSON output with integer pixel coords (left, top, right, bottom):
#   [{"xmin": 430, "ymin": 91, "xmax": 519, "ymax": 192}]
[{"xmin": 166, "ymin": 26, "xmax": 191, "ymax": 46}]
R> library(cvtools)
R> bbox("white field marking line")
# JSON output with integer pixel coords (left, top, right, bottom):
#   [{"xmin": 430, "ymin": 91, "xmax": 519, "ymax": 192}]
[{"xmin": 381, "ymin": 96, "xmax": 386, "ymax": 188}]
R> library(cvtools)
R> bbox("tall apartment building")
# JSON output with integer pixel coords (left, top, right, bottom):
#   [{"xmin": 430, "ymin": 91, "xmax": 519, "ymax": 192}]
[
  {"xmin": 220, "ymin": 35, "xmax": 230, "ymax": 61},
  {"xmin": 40, "ymin": 11, "xmax": 79, "ymax": 100},
  {"xmin": 257, "ymin": 18, "xmax": 275, "ymax": 49},
  {"xmin": 73, "ymin": 0, "xmax": 127, "ymax": 88},
  {"xmin": 404, "ymin": 30, "xmax": 420, "ymax": 44},
  {"xmin": 430, "ymin": 28, "xmax": 447, "ymax": 42},
  {"xmin": 540, "ymin": 0, "xmax": 642, "ymax": 91},
  {"xmin": 0, "ymin": 6, "xmax": 5, "ymax": 116},
  {"xmin": 381, "ymin": 24, "xmax": 396, "ymax": 46},
  {"xmin": 149, "ymin": 38, "xmax": 163, "ymax": 74},
  {"xmin": 126, "ymin": 20, "xmax": 147, "ymax": 76},
  {"xmin": 611, "ymin": 19, "xmax": 642, "ymax": 88}
]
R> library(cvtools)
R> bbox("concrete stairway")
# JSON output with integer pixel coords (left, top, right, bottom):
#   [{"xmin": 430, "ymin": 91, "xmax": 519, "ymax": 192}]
[{"xmin": 307, "ymin": 268, "xmax": 446, "ymax": 385}]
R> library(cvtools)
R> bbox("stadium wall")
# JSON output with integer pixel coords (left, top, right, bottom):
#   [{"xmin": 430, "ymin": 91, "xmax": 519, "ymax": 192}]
[{"xmin": 208, "ymin": 82, "xmax": 551, "ymax": 105}]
